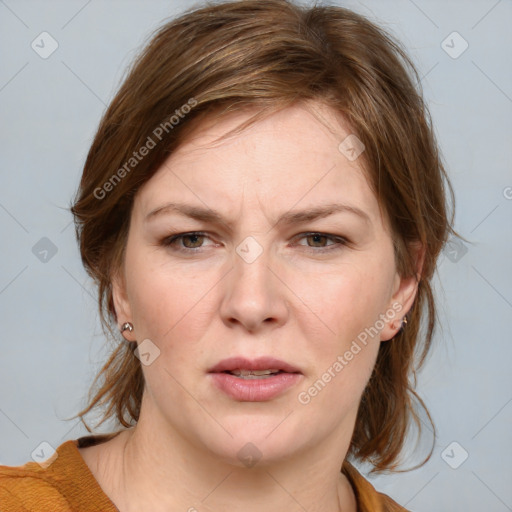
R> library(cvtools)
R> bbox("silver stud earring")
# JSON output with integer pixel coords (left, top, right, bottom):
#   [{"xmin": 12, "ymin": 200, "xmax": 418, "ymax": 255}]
[{"xmin": 120, "ymin": 322, "xmax": 134, "ymax": 333}]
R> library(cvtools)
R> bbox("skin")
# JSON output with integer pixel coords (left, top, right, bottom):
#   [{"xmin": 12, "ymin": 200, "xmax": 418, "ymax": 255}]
[{"xmin": 79, "ymin": 102, "xmax": 421, "ymax": 512}]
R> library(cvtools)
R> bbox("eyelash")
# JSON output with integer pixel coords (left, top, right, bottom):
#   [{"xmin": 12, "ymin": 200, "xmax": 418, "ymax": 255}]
[{"xmin": 161, "ymin": 231, "xmax": 349, "ymax": 254}]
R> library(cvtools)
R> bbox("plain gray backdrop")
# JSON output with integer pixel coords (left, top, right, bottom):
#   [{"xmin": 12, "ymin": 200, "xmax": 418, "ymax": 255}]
[{"xmin": 1, "ymin": 1, "xmax": 511, "ymax": 511}]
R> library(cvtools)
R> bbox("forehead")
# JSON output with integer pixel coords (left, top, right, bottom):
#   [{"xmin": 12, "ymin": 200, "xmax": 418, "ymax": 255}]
[
  {"xmin": 135, "ymin": 103, "xmax": 383, "ymax": 229},
  {"xmin": 166, "ymin": 101, "xmax": 358, "ymax": 170}
]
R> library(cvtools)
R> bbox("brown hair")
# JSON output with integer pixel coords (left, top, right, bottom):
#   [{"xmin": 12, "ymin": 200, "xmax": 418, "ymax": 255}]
[{"xmin": 70, "ymin": 0, "xmax": 455, "ymax": 472}]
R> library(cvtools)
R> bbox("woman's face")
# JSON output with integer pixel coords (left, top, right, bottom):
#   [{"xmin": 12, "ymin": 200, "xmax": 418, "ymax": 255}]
[{"xmin": 114, "ymin": 103, "xmax": 417, "ymax": 466}]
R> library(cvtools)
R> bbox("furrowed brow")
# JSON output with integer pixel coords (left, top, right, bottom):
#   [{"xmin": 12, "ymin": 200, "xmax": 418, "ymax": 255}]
[
  {"xmin": 145, "ymin": 202, "xmax": 370, "ymax": 227},
  {"xmin": 275, "ymin": 203, "xmax": 370, "ymax": 226},
  {"xmin": 145, "ymin": 203, "xmax": 224, "ymax": 224}
]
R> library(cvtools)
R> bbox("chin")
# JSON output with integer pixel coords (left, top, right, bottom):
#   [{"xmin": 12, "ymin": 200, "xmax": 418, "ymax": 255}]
[{"xmin": 195, "ymin": 414, "xmax": 307, "ymax": 468}]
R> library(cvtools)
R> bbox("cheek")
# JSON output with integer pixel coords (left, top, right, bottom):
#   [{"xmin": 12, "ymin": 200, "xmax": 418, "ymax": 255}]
[
  {"xmin": 125, "ymin": 249, "xmax": 220, "ymax": 359},
  {"xmin": 289, "ymin": 261, "xmax": 392, "ymax": 401},
  {"xmin": 288, "ymin": 259, "xmax": 394, "ymax": 341},
  {"xmin": 292, "ymin": 266, "xmax": 386, "ymax": 393},
  {"xmin": 297, "ymin": 345, "xmax": 378, "ymax": 434}
]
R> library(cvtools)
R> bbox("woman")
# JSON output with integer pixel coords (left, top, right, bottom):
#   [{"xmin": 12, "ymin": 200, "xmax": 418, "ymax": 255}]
[{"xmin": 0, "ymin": 1, "xmax": 454, "ymax": 510}]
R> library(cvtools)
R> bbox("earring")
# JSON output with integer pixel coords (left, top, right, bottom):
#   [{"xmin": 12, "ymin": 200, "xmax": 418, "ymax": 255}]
[
  {"xmin": 398, "ymin": 316, "xmax": 408, "ymax": 331},
  {"xmin": 391, "ymin": 316, "xmax": 407, "ymax": 332},
  {"xmin": 120, "ymin": 322, "xmax": 133, "ymax": 333}
]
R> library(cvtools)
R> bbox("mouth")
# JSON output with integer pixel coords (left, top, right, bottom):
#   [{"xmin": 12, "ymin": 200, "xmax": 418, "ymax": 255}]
[
  {"xmin": 208, "ymin": 357, "xmax": 302, "ymax": 401},
  {"xmin": 208, "ymin": 356, "xmax": 301, "ymax": 375},
  {"xmin": 222, "ymin": 369, "xmax": 286, "ymax": 379}
]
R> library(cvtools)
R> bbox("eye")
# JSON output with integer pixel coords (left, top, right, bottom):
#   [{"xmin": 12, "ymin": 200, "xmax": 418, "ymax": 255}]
[
  {"xmin": 161, "ymin": 231, "xmax": 349, "ymax": 254},
  {"xmin": 161, "ymin": 232, "xmax": 213, "ymax": 251},
  {"xmin": 294, "ymin": 232, "xmax": 348, "ymax": 253}
]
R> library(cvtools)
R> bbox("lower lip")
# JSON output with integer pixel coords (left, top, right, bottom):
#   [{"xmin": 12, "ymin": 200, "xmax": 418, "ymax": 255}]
[{"xmin": 209, "ymin": 372, "xmax": 302, "ymax": 401}]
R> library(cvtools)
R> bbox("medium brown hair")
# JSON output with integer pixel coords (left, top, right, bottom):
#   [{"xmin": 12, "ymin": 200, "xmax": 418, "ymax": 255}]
[{"xmin": 70, "ymin": 0, "xmax": 455, "ymax": 472}]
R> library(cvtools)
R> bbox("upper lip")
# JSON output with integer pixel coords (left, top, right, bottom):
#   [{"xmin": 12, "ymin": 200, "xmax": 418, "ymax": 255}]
[{"xmin": 209, "ymin": 356, "xmax": 301, "ymax": 374}]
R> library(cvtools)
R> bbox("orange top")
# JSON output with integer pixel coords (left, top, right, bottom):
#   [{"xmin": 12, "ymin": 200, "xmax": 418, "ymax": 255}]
[{"xmin": 0, "ymin": 435, "xmax": 409, "ymax": 511}]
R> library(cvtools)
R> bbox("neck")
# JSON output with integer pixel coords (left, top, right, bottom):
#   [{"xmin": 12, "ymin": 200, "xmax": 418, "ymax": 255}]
[{"xmin": 85, "ymin": 407, "xmax": 357, "ymax": 512}]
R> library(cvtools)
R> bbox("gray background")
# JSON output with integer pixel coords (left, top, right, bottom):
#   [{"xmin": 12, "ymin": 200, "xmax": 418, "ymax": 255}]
[{"xmin": 0, "ymin": 0, "xmax": 511, "ymax": 510}]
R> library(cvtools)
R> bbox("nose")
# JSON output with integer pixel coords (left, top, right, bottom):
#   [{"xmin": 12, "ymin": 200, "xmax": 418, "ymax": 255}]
[{"xmin": 219, "ymin": 239, "xmax": 289, "ymax": 333}]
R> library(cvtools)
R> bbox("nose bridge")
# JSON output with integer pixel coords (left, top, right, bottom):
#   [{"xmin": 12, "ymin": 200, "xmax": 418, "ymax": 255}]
[
  {"xmin": 219, "ymin": 233, "xmax": 288, "ymax": 331},
  {"xmin": 232, "ymin": 234, "xmax": 274, "ymax": 303},
  {"xmin": 228, "ymin": 193, "xmax": 274, "ymax": 287}
]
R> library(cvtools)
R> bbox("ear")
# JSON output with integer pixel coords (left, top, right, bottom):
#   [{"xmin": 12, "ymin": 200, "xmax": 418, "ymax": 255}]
[
  {"xmin": 112, "ymin": 267, "xmax": 135, "ymax": 341},
  {"xmin": 380, "ymin": 242, "xmax": 425, "ymax": 342}
]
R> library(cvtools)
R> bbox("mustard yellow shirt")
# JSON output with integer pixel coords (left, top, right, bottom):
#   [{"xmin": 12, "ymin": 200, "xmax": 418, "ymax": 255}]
[{"xmin": 0, "ymin": 436, "xmax": 409, "ymax": 511}]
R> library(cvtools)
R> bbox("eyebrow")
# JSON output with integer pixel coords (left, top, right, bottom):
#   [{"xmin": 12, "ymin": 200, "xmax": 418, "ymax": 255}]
[{"xmin": 144, "ymin": 201, "xmax": 371, "ymax": 227}]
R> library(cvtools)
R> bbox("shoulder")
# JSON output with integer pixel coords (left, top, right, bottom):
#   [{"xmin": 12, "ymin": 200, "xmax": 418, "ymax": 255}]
[
  {"xmin": 342, "ymin": 461, "xmax": 410, "ymax": 512},
  {"xmin": 0, "ymin": 447, "xmax": 73, "ymax": 512},
  {"xmin": 0, "ymin": 476, "xmax": 70, "ymax": 512},
  {"xmin": 0, "ymin": 438, "xmax": 118, "ymax": 512}
]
